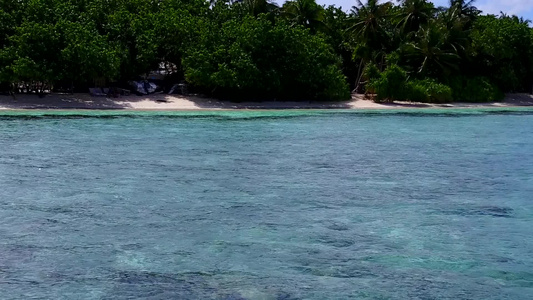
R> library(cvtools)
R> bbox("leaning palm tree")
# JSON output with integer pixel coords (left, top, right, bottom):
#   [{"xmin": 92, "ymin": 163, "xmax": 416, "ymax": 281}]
[
  {"xmin": 348, "ymin": 0, "xmax": 393, "ymax": 91},
  {"xmin": 282, "ymin": 0, "xmax": 325, "ymax": 33}
]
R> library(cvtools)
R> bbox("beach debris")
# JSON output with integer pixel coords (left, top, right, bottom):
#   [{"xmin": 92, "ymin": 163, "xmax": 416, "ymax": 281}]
[
  {"xmin": 129, "ymin": 80, "xmax": 158, "ymax": 95},
  {"xmin": 89, "ymin": 87, "xmax": 107, "ymax": 97},
  {"xmin": 168, "ymin": 82, "xmax": 188, "ymax": 95}
]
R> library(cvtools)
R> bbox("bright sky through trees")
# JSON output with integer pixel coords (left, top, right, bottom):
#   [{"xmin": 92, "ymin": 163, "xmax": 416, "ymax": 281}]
[{"xmin": 301, "ymin": 0, "xmax": 533, "ymax": 19}]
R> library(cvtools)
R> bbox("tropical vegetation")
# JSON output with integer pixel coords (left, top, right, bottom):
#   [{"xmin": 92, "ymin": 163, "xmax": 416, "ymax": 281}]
[{"xmin": 0, "ymin": 0, "xmax": 531, "ymax": 102}]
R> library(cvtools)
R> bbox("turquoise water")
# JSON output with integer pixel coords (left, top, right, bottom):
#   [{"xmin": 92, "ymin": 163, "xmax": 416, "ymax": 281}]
[{"xmin": 1, "ymin": 109, "xmax": 533, "ymax": 299}]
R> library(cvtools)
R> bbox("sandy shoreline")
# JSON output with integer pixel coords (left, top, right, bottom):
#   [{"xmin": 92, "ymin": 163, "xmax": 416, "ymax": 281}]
[{"xmin": 0, "ymin": 93, "xmax": 533, "ymax": 111}]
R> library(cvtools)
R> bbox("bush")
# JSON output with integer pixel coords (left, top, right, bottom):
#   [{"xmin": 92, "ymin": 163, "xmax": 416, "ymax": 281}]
[
  {"xmin": 405, "ymin": 81, "xmax": 429, "ymax": 102},
  {"xmin": 408, "ymin": 79, "xmax": 453, "ymax": 103},
  {"xmin": 367, "ymin": 64, "xmax": 407, "ymax": 101},
  {"xmin": 368, "ymin": 65, "xmax": 453, "ymax": 103},
  {"xmin": 362, "ymin": 63, "xmax": 380, "ymax": 82},
  {"xmin": 448, "ymin": 76, "xmax": 504, "ymax": 102}
]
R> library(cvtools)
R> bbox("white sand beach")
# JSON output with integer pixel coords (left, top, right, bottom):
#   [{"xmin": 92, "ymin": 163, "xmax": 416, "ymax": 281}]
[{"xmin": 0, "ymin": 93, "xmax": 532, "ymax": 110}]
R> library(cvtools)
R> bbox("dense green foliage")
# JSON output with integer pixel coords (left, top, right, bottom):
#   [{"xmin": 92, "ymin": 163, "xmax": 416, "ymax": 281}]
[
  {"xmin": 183, "ymin": 14, "xmax": 348, "ymax": 100},
  {"xmin": 448, "ymin": 76, "xmax": 503, "ymax": 102},
  {"xmin": 355, "ymin": 0, "xmax": 532, "ymax": 102},
  {"xmin": 470, "ymin": 15, "xmax": 533, "ymax": 92},
  {"xmin": 0, "ymin": 0, "xmax": 531, "ymax": 102},
  {"xmin": 368, "ymin": 64, "xmax": 453, "ymax": 103}
]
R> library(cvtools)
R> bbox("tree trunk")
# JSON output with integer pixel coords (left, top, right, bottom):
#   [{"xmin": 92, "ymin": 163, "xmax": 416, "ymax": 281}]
[{"xmin": 353, "ymin": 58, "xmax": 365, "ymax": 93}]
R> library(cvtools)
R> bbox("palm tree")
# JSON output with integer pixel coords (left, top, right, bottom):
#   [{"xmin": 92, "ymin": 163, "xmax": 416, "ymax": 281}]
[
  {"xmin": 241, "ymin": 0, "xmax": 279, "ymax": 17},
  {"xmin": 394, "ymin": 0, "xmax": 436, "ymax": 35},
  {"xmin": 437, "ymin": 4, "xmax": 470, "ymax": 58},
  {"xmin": 348, "ymin": 0, "xmax": 393, "ymax": 91},
  {"xmin": 450, "ymin": 0, "xmax": 479, "ymax": 15},
  {"xmin": 403, "ymin": 21, "xmax": 460, "ymax": 77},
  {"xmin": 448, "ymin": 0, "xmax": 480, "ymax": 28},
  {"xmin": 349, "ymin": 0, "xmax": 392, "ymax": 48},
  {"xmin": 282, "ymin": 0, "xmax": 325, "ymax": 33}
]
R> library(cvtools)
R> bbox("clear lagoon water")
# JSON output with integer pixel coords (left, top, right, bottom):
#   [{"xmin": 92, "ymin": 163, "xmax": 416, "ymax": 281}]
[{"xmin": 1, "ymin": 109, "xmax": 533, "ymax": 299}]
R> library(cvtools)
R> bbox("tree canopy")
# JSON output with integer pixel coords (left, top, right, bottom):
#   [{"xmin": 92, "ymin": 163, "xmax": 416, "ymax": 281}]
[{"xmin": 0, "ymin": 0, "xmax": 531, "ymax": 102}]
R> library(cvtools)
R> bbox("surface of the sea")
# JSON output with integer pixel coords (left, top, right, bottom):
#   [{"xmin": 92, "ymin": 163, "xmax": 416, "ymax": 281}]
[{"xmin": 1, "ymin": 109, "xmax": 533, "ymax": 299}]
